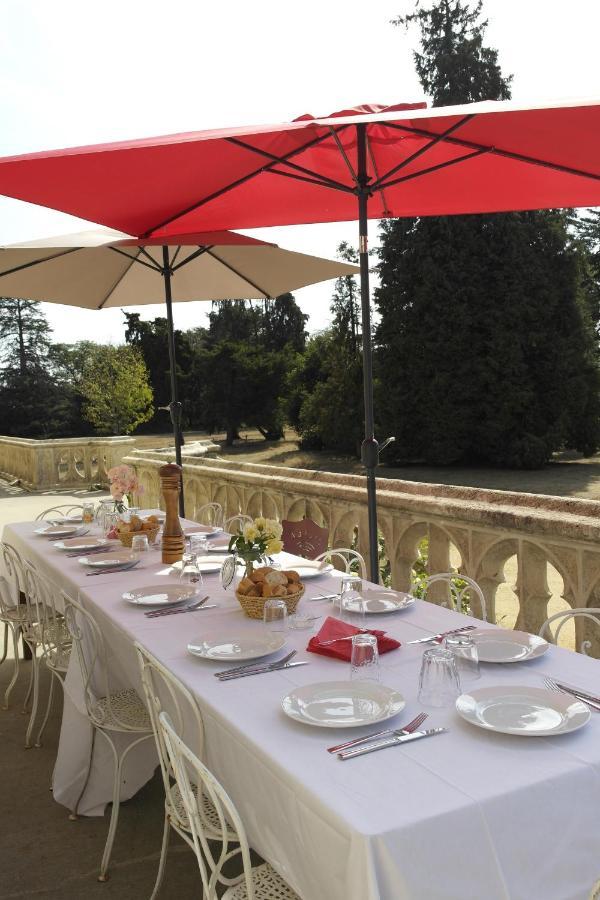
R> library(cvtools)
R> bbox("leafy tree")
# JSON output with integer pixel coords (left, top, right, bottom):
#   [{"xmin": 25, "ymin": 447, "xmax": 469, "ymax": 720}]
[
  {"xmin": 123, "ymin": 312, "xmax": 197, "ymax": 431},
  {"xmin": 375, "ymin": 1, "xmax": 600, "ymax": 468},
  {"xmin": 330, "ymin": 243, "xmax": 360, "ymax": 354},
  {"xmin": 80, "ymin": 345, "xmax": 154, "ymax": 435},
  {"xmin": 0, "ymin": 297, "xmax": 52, "ymax": 374},
  {"xmin": 198, "ymin": 295, "xmax": 307, "ymax": 444}
]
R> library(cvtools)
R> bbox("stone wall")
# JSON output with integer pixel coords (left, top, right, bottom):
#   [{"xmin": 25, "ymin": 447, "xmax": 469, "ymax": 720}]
[
  {"xmin": 127, "ymin": 450, "xmax": 600, "ymax": 653},
  {"xmin": 0, "ymin": 435, "xmax": 135, "ymax": 490}
]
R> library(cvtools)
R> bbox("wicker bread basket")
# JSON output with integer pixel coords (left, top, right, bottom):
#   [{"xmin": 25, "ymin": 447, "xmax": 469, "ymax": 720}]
[
  {"xmin": 116, "ymin": 525, "xmax": 160, "ymax": 547},
  {"xmin": 235, "ymin": 583, "xmax": 305, "ymax": 620}
]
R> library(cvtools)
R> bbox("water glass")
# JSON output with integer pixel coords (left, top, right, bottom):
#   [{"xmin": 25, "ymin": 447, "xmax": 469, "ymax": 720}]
[
  {"xmin": 82, "ymin": 502, "xmax": 95, "ymax": 524},
  {"xmin": 263, "ymin": 598, "xmax": 288, "ymax": 632},
  {"xmin": 335, "ymin": 575, "xmax": 365, "ymax": 627},
  {"xmin": 417, "ymin": 646, "xmax": 461, "ymax": 707},
  {"xmin": 131, "ymin": 533, "xmax": 149, "ymax": 556},
  {"xmin": 350, "ymin": 633, "xmax": 380, "ymax": 682},
  {"xmin": 188, "ymin": 533, "xmax": 208, "ymax": 556},
  {"xmin": 179, "ymin": 553, "xmax": 203, "ymax": 587},
  {"xmin": 103, "ymin": 511, "xmax": 119, "ymax": 538},
  {"xmin": 443, "ymin": 634, "xmax": 481, "ymax": 684}
]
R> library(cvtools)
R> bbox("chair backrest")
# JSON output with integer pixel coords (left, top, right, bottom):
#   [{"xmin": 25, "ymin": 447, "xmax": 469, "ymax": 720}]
[
  {"xmin": 315, "ymin": 548, "xmax": 366, "ymax": 579},
  {"xmin": 35, "ymin": 504, "xmax": 84, "ymax": 522},
  {"xmin": 282, "ymin": 518, "xmax": 328, "ymax": 560},
  {"xmin": 135, "ymin": 642, "xmax": 205, "ymax": 829},
  {"xmin": 23, "ymin": 562, "xmax": 71, "ymax": 667},
  {"xmin": 223, "ymin": 514, "xmax": 253, "ymax": 533},
  {"xmin": 424, "ymin": 573, "xmax": 488, "ymax": 622},
  {"xmin": 539, "ymin": 608, "xmax": 600, "ymax": 655},
  {"xmin": 0, "ymin": 541, "xmax": 31, "ymax": 618},
  {"xmin": 195, "ymin": 502, "xmax": 224, "ymax": 529},
  {"xmin": 62, "ymin": 593, "xmax": 141, "ymax": 730},
  {"xmin": 158, "ymin": 711, "xmax": 254, "ymax": 900}
]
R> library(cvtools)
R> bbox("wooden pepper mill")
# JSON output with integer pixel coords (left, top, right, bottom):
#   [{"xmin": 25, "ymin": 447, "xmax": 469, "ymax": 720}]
[{"xmin": 159, "ymin": 463, "xmax": 185, "ymax": 564}]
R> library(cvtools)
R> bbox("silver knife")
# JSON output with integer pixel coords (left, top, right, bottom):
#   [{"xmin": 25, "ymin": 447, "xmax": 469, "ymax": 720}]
[
  {"xmin": 407, "ymin": 626, "xmax": 476, "ymax": 645},
  {"xmin": 553, "ymin": 681, "xmax": 600, "ymax": 710},
  {"xmin": 338, "ymin": 727, "xmax": 447, "ymax": 759},
  {"xmin": 214, "ymin": 650, "xmax": 297, "ymax": 678},
  {"xmin": 218, "ymin": 661, "xmax": 309, "ymax": 681}
]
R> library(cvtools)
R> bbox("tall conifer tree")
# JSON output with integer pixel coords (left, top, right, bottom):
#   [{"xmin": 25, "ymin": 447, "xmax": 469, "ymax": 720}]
[{"xmin": 375, "ymin": 0, "xmax": 600, "ymax": 467}]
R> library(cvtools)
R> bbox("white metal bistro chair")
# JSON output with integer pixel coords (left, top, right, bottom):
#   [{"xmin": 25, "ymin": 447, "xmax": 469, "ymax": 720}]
[
  {"xmin": 62, "ymin": 593, "xmax": 153, "ymax": 882},
  {"xmin": 194, "ymin": 502, "xmax": 224, "ymax": 529},
  {"xmin": 22, "ymin": 562, "xmax": 71, "ymax": 749},
  {"xmin": 0, "ymin": 541, "xmax": 38, "ymax": 712},
  {"xmin": 223, "ymin": 514, "xmax": 253, "ymax": 533},
  {"xmin": 159, "ymin": 711, "xmax": 300, "ymax": 900},
  {"xmin": 135, "ymin": 642, "xmax": 238, "ymax": 899},
  {"xmin": 423, "ymin": 573, "xmax": 488, "ymax": 622},
  {"xmin": 35, "ymin": 504, "xmax": 84, "ymax": 522},
  {"xmin": 314, "ymin": 548, "xmax": 367, "ymax": 580},
  {"xmin": 540, "ymin": 608, "xmax": 600, "ymax": 655}
]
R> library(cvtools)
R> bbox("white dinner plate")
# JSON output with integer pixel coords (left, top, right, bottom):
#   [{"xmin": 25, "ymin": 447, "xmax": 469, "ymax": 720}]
[
  {"xmin": 345, "ymin": 589, "xmax": 416, "ymax": 614},
  {"xmin": 206, "ymin": 539, "xmax": 232, "ymax": 552},
  {"xmin": 291, "ymin": 563, "xmax": 335, "ymax": 580},
  {"xmin": 54, "ymin": 536, "xmax": 110, "ymax": 551},
  {"xmin": 49, "ymin": 514, "xmax": 83, "ymax": 524},
  {"xmin": 469, "ymin": 628, "xmax": 549, "ymax": 663},
  {"xmin": 35, "ymin": 524, "xmax": 87, "ymax": 538},
  {"xmin": 184, "ymin": 525, "xmax": 221, "ymax": 538},
  {"xmin": 456, "ymin": 685, "xmax": 590, "ymax": 736},
  {"xmin": 282, "ymin": 681, "xmax": 405, "ymax": 729},
  {"xmin": 122, "ymin": 584, "xmax": 198, "ymax": 606},
  {"xmin": 171, "ymin": 555, "xmax": 228, "ymax": 574},
  {"xmin": 187, "ymin": 633, "xmax": 286, "ymax": 662},
  {"xmin": 78, "ymin": 550, "xmax": 138, "ymax": 568}
]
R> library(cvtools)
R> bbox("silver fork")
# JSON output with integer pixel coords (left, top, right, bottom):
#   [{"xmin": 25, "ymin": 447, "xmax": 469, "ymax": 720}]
[
  {"xmin": 327, "ymin": 711, "xmax": 428, "ymax": 754},
  {"xmin": 543, "ymin": 677, "xmax": 600, "ymax": 711},
  {"xmin": 145, "ymin": 596, "xmax": 209, "ymax": 618},
  {"xmin": 216, "ymin": 649, "xmax": 297, "ymax": 680}
]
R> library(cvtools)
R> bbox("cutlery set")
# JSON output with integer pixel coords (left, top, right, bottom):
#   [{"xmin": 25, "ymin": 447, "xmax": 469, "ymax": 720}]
[
  {"xmin": 86, "ymin": 562, "xmax": 140, "ymax": 576},
  {"xmin": 145, "ymin": 596, "xmax": 213, "ymax": 618},
  {"xmin": 327, "ymin": 712, "xmax": 428, "ymax": 754},
  {"xmin": 215, "ymin": 649, "xmax": 309, "ymax": 681},
  {"xmin": 543, "ymin": 676, "xmax": 600, "ymax": 711},
  {"xmin": 406, "ymin": 625, "xmax": 476, "ymax": 645}
]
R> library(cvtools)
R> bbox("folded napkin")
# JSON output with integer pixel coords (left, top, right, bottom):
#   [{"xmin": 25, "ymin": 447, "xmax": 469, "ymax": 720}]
[{"xmin": 307, "ymin": 616, "xmax": 400, "ymax": 662}]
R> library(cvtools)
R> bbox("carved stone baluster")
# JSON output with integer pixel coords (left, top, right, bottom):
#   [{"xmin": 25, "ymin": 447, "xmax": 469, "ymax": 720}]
[
  {"xmin": 515, "ymin": 543, "xmax": 551, "ymax": 635},
  {"xmin": 427, "ymin": 525, "xmax": 451, "ymax": 606}
]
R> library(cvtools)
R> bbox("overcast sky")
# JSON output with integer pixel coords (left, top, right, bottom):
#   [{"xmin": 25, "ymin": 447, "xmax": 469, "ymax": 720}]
[{"xmin": 1, "ymin": 0, "xmax": 600, "ymax": 344}]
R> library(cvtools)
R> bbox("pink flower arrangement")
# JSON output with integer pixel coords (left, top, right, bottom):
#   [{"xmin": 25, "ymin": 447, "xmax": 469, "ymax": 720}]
[{"xmin": 107, "ymin": 464, "xmax": 142, "ymax": 511}]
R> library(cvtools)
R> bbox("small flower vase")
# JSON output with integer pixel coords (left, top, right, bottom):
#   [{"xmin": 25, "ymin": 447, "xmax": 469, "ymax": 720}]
[{"xmin": 244, "ymin": 559, "xmax": 254, "ymax": 578}]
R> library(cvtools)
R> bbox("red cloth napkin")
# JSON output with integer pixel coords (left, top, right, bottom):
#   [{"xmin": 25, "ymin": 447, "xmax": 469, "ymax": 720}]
[{"xmin": 307, "ymin": 616, "xmax": 400, "ymax": 662}]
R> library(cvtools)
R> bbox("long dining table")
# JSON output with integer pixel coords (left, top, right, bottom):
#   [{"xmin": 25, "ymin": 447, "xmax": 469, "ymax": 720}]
[{"xmin": 4, "ymin": 515, "xmax": 600, "ymax": 900}]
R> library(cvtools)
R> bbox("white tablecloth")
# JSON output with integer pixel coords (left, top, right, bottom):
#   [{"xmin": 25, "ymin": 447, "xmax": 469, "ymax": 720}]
[{"xmin": 4, "ymin": 519, "xmax": 600, "ymax": 900}]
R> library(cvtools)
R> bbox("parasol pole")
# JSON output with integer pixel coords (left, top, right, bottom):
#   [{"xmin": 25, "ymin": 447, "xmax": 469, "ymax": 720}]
[{"xmin": 161, "ymin": 245, "xmax": 185, "ymax": 516}]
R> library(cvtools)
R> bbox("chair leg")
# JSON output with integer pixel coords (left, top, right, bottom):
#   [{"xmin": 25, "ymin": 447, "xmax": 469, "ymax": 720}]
[
  {"xmin": 0, "ymin": 622, "xmax": 8, "ymax": 664},
  {"xmin": 69, "ymin": 727, "xmax": 97, "ymax": 820},
  {"xmin": 35, "ymin": 665, "xmax": 56, "ymax": 748},
  {"xmin": 97, "ymin": 732, "xmax": 151, "ymax": 882},
  {"xmin": 24, "ymin": 650, "xmax": 40, "ymax": 748},
  {"xmin": 3, "ymin": 625, "xmax": 20, "ymax": 709},
  {"xmin": 22, "ymin": 641, "xmax": 35, "ymax": 714},
  {"xmin": 150, "ymin": 813, "xmax": 171, "ymax": 900}
]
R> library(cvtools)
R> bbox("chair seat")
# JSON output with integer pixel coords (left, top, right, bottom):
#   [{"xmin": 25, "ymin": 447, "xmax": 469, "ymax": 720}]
[
  {"xmin": 169, "ymin": 782, "xmax": 225, "ymax": 836},
  {"xmin": 26, "ymin": 619, "xmax": 70, "ymax": 647},
  {"xmin": 223, "ymin": 863, "xmax": 300, "ymax": 899},
  {"xmin": 2, "ymin": 606, "xmax": 33, "ymax": 626},
  {"xmin": 92, "ymin": 688, "xmax": 151, "ymax": 731},
  {"xmin": 45, "ymin": 642, "xmax": 71, "ymax": 672}
]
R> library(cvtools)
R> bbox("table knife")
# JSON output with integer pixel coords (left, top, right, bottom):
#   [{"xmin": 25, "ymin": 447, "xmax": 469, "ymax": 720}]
[
  {"xmin": 338, "ymin": 727, "xmax": 447, "ymax": 759},
  {"xmin": 552, "ymin": 680, "xmax": 600, "ymax": 710},
  {"xmin": 407, "ymin": 626, "xmax": 476, "ymax": 645}
]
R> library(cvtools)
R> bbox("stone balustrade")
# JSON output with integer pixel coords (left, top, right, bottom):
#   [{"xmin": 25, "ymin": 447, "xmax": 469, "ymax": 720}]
[
  {"xmin": 127, "ymin": 449, "xmax": 600, "ymax": 654},
  {"xmin": 0, "ymin": 435, "xmax": 135, "ymax": 490}
]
